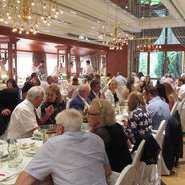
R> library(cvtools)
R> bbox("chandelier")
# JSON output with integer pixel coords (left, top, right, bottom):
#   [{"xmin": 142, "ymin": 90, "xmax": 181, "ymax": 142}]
[
  {"xmin": 98, "ymin": 3, "xmax": 133, "ymax": 50},
  {"xmin": 0, "ymin": 0, "xmax": 63, "ymax": 34},
  {"xmin": 98, "ymin": 24, "xmax": 133, "ymax": 50},
  {"xmin": 137, "ymin": 37, "xmax": 162, "ymax": 52}
]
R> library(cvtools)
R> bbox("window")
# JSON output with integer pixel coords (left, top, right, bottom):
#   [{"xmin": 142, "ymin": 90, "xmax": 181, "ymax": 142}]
[
  {"xmin": 138, "ymin": 27, "xmax": 184, "ymax": 79},
  {"xmin": 167, "ymin": 28, "xmax": 180, "ymax": 44},
  {"xmin": 167, "ymin": 51, "xmax": 182, "ymax": 79},
  {"xmin": 154, "ymin": 28, "xmax": 165, "ymax": 45},
  {"xmin": 17, "ymin": 51, "xmax": 33, "ymax": 83},
  {"xmin": 138, "ymin": 52, "xmax": 148, "ymax": 76},
  {"xmin": 46, "ymin": 54, "xmax": 57, "ymax": 75},
  {"xmin": 150, "ymin": 52, "xmax": 165, "ymax": 78}
]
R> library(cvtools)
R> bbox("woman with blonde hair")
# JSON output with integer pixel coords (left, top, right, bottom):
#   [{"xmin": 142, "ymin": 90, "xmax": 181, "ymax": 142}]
[
  {"xmin": 41, "ymin": 84, "xmax": 66, "ymax": 125},
  {"xmin": 126, "ymin": 91, "xmax": 152, "ymax": 145},
  {"xmin": 104, "ymin": 79, "xmax": 122, "ymax": 106},
  {"xmin": 163, "ymin": 82, "xmax": 178, "ymax": 110},
  {"xmin": 88, "ymin": 98, "xmax": 132, "ymax": 172}
]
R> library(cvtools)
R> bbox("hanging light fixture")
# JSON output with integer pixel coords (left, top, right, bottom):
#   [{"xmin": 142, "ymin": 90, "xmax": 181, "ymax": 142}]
[
  {"xmin": 0, "ymin": 0, "xmax": 63, "ymax": 34},
  {"xmin": 137, "ymin": 2, "xmax": 162, "ymax": 52},
  {"xmin": 98, "ymin": 2, "xmax": 133, "ymax": 50}
]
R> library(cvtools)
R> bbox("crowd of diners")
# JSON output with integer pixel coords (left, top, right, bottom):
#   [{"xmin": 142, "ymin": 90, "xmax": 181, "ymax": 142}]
[{"xmin": 0, "ymin": 68, "xmax": 184, "ymax": 185}]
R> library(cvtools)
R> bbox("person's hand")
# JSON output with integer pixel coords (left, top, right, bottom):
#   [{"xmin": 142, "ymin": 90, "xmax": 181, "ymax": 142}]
[
  {"xmin": 1, "ymin": 109, "xmax": 11, "ymax": 116},
  {"xmin": 45, "ymin": 105, "xmax": 54, "ymax": 118},
  {"xmin": 122, "ymin": 119, "xmax": 128, "ymax": 127}
]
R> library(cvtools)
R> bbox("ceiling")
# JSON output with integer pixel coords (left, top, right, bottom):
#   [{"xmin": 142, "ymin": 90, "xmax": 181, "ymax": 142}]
[{"xmin": 0, "ymin": 0, "xmax": 185, "ymax": 47}]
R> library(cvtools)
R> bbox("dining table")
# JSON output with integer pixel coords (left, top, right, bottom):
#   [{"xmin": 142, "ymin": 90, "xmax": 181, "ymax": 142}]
[
  {"xmin": 0, "ymin": 133, "xmax": 120, "ymax": 185},
  {"xmin": 0, "ymin": 138, "xmax": 52, "ymax": 185}
]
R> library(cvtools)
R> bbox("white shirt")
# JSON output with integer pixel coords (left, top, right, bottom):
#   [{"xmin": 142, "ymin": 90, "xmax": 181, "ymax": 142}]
[
  {"xmin": 92, "ymin": 90, "xmax": 100, "ymax": 98},
  {"xmin": 84, "ymin": 64, "xmax": 94, "ymax": 75},
  {"xmin": 104, "ymin": 89, "xmax": 122, "ymax": 106},
  {"xmin": 25, "ymin": 132, "xmax": 109, "ymax": 185},
  {"xmin": 41, "ymin": 81, "xmax": 50, "ymax": 92},
  {"xmin": 115, "ymin": 75, "xmax": 127, "ymax": 87},
  {"xmin": 178, "ymin": 84, "xmax": 185, "ymax": 111},
  {"xmin": 79, "ymin": 95, "xmax": 89, "ymax": 108},
  {"xmin": 7, "ymin": 99, "xmax": 38, "ymax": 139}
]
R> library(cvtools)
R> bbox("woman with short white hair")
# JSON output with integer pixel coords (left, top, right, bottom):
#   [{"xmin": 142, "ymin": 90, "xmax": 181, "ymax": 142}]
[{"xmin": 88, "ymin": 98, "xmax": 132, "ymax": 172}]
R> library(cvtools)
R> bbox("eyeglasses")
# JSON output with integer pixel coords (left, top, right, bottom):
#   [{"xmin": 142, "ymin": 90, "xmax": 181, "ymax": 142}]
[{"xmin": 87, "ymin": 112, "xmax": 99, "ymax": 116}]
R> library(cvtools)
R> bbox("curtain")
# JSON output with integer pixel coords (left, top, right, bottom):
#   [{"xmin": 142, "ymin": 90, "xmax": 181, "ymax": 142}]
[
  {"xmin": 90, "ymin": 52, "xmax": 100, "ymax": 72},
  {"xmin": 127, "ymin": 28, "xmax": 162, "ymax": 75},
  {"xmin": 135, "ymin": 28, "xmax": 162, "ymax": 46},
  {"xmin": 127, "ymin": 40, "xmax": 138, "ymax": 76},
  {"xmin": 171, "ymin": 27, "xmax": 185, "ymax": 47}
]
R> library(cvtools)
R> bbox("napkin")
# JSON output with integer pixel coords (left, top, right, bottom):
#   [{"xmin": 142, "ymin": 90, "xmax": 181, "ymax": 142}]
[{"xmin": 0, "ymin": 170, "xmax": 19, "ymax": 182}]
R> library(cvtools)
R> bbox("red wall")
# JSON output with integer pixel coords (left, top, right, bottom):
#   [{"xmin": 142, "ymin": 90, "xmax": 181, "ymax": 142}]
[{"xmin": 106, "ymin": 45, "xmax": 128, "ymax": 77}]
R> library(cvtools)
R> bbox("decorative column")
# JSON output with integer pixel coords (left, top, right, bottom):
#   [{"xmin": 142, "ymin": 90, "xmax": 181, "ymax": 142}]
[
  {"xmin": 75, "ymin": 56, "xmax": 80, "ymax": 77},
  {"xmin": 56, "ymin": 45, "xmax": 72, "ymax": 80},
  {"xmin": 98, "ymin": 50, "xmax": 107, "ymax": 75},
  {"xmin": 0, "ymin": 37, "xmax": 19, "ymax": 81}
]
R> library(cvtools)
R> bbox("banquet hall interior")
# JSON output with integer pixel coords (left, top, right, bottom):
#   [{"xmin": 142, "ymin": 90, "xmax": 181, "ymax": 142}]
[{"xmin": 0, "ymin": 0, "xmax": 185, "ymax": 185}]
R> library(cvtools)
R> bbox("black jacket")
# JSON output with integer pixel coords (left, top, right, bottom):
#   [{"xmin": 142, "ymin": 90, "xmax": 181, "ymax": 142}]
[{"xmin": 162, "ymin": 110, "xmax": 183, "ymax": 170}]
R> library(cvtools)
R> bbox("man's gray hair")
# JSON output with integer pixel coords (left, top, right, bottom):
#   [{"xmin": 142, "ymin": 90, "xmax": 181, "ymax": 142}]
[
  {"xmin": 26, "ymin": 86, "xmax": 45, "ymax": 101},
  {"xmin": 55, "ymin": 109, "xmax": 82, "ymax": 132}
]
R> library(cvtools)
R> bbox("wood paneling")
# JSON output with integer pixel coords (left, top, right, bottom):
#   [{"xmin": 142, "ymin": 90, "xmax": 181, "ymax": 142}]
[
  {"xmin": 0, "ymin": 26, "xmax": 108, "ymax": 50},
  {"xmin": 106, "ymin": 45, "xmax": 128, "ymax": 77}
]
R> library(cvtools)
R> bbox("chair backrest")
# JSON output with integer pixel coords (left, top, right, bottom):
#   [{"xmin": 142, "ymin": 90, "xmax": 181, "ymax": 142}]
[
  {"xmin": 132, "ymin": 140, "xmax": 145, "ymax": 169},
  {"xmin": 132, "ymin": 140, "xmax": 146, "ymax": 185},
  {"xmin": 178, "ymin": 98, "xmax": 185, "ymax": 114},
  {"xmin": 115, "ymin": 165, "xmax": 137, "ymax": 185},
  {"xmin": 155, "ymin": 120, "xmax": 166, "ymax": 148},
  {"xmin": 170, "ymin": 101, "xmax": 178, "ymax": 116}
]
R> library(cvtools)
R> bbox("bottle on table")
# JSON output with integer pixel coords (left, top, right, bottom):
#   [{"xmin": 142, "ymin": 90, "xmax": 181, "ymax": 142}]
[{"xmin": 7, "ymin": 139, "xmax": 18, "ymax": 168}]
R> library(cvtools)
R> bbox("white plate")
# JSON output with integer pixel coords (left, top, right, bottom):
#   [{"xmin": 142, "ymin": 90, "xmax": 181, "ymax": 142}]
[
  {"xmin": 17, "ymin": 138, "xmax": 35, "ymax": 149},
  {"xmin": 24, "ymin": 148, "xmax": 36, "ymax": 156}
]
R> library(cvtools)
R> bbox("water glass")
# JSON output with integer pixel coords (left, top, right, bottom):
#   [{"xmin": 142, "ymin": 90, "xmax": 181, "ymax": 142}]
[{"xmin": 0, "ymin": 144, "xmax": 4, "ymax": 167}]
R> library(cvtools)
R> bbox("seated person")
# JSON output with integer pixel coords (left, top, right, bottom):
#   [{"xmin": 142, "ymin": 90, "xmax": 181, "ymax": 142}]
[
  {"xmin": 163, "ymin": 82, "xmax": 177, "ymax": 111},
  {"xmin": 87, "ymin": 79, "xmax": 101, "ymax": 103},
  {"xmin": 6, "ymin": 78, "xmax": 18, "ymax": 88},
  {"xmin": 125, "ymin": 92, "xmax": 152, "ymax": 145},
  {"xmin": 41, "ymin": 84, "xmax": 66, "ymax": 125},
  {"xmin": 0, "ymin": 82, "xmax": 34, "ymax": 138},
  {"xmin": 15, "ymin": 109, "xmax": 111, "ymax": 185},
  {"xmin": 144, "ymin": 86, "xmax": 170, "ymax": 130},
  {"xmin": 6, "ymin": 86, "xmax": 53, "ymax": 139},
  {"xmin": 69, "ymin": 84, "xmax": 90, "ymax": 112},
  {"xmin": 41, "ymin": 76, "xmax": 54, "ymax": 91},
  {"xmin": 105, "ymin": 79, "xmax": 122, "ymax": 106},
  {"xmin": 88, "ymin": 98, "xmax": 132, "ymax": 172},
  {"xmin": 0, "ymin": 87, "xmax": 20, "ymax": 137},
  {"xmin": 67, "ymin": 77, "xmax": 79, "ymax": 98},
  {"xmin": 122, "ymin": 77, "xmax": 135, "ymax": 100}
]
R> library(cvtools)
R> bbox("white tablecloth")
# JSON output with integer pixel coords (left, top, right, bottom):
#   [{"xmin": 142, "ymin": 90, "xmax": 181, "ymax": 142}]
[{"xmin": 0, "ymin": 138, "xmax": 52, "ymax": 185}]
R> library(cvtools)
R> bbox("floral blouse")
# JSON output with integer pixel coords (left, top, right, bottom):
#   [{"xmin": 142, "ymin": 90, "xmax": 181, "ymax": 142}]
[
  {"xmin": 126, "ymin": 107, "xmax": 152, "ymax": 144},
  {"xmin": 41, "ymin": 101, "xmax": 66, "ymax": 125}
]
